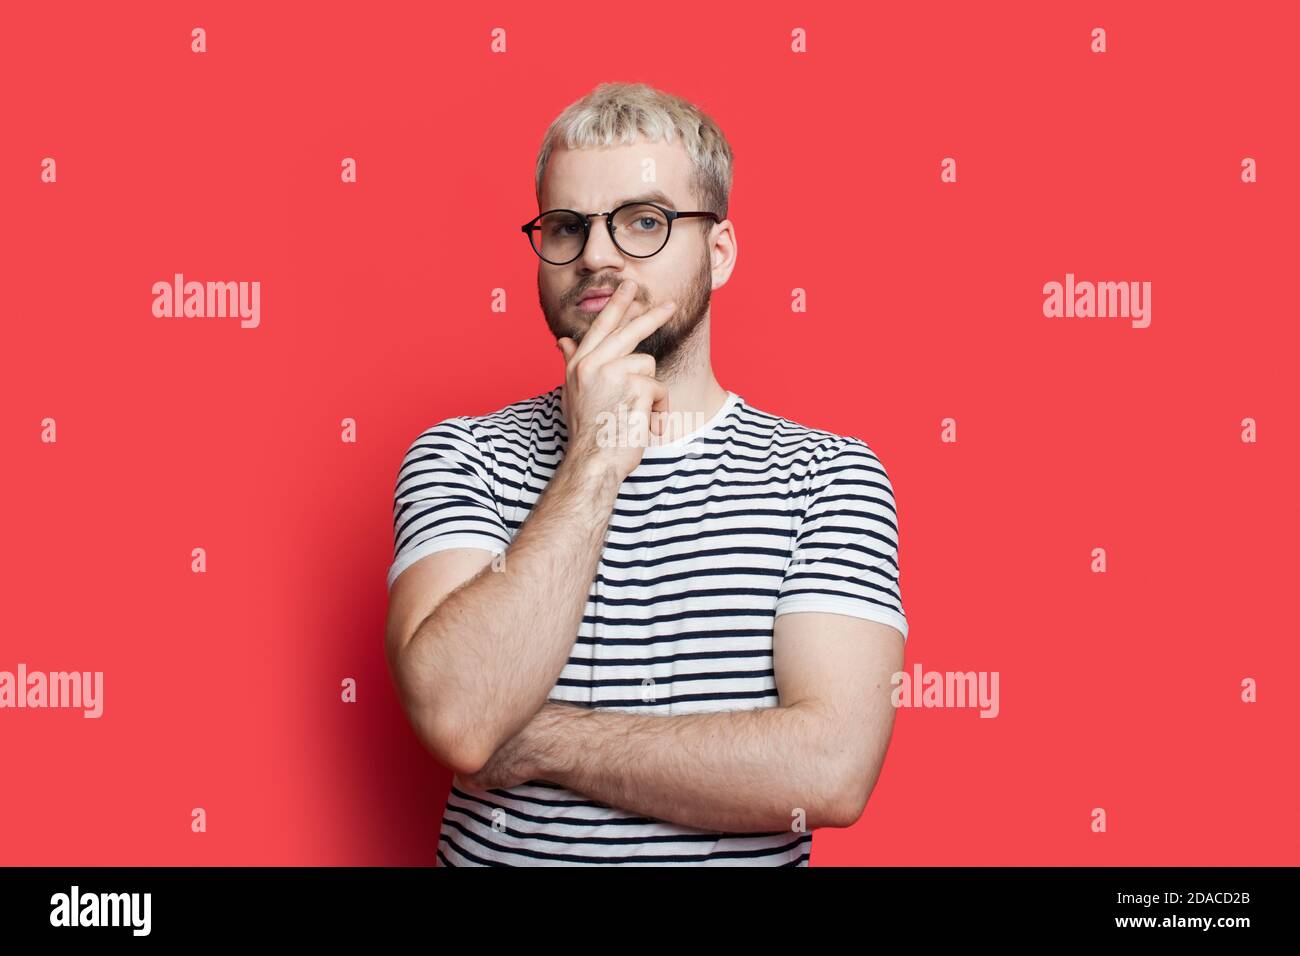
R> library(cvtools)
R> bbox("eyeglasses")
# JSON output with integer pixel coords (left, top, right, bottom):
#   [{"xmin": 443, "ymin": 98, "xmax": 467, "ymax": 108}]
[{"xmin": 521, "ymin": 201, "xmax": 720, "ymax": 265}]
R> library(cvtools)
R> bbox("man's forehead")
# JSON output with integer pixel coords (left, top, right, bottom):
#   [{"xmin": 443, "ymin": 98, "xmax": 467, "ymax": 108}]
[{"xmin": 542, "ymin": 141, "xmax": 694, "ymax": 210}]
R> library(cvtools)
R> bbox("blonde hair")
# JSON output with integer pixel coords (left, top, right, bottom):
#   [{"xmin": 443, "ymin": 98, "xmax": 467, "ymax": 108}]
[{"xmin": 534, "ymin": 82, "xmax": 735, "ymax": 220}]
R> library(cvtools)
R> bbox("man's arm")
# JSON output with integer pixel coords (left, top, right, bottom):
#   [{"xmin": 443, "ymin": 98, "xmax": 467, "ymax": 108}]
[
  {"xmin": 386, "ymin": 455, "xmax": 620, "ymax": 777},
  {"xmin": 469, "ymin": 612, "xmax": 905, "ymax": 833},
  {"xmin": 386, "ymin": 285, "xmax": 677, "ymax": 778}
]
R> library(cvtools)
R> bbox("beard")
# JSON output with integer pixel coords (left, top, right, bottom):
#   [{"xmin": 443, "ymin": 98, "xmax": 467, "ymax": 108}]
[{"xmin": 541, "ymin": 252, "xmax": 713, "ymax": 380}]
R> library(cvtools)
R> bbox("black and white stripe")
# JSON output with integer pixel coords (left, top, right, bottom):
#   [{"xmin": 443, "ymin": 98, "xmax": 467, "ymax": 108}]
[{"xmin": 389, "ymin": 386, "xmax": 907, "ymax": 866}]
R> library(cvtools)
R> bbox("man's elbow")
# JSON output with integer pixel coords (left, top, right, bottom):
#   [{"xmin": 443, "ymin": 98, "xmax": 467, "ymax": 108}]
[
  {"xmin": 390, "ymin": 651, "xmax": 493, "ymax": 775},
  {"xmin": 821, "ymin": 759, "xmax": 882, "ymax": 828},
  {"xmin": 410, "ymin": 706, "xmax": 493, "ymax": 776},
  {"xmin": 826, "ymin": 787, "xmax": 870, "ymax": 829}
]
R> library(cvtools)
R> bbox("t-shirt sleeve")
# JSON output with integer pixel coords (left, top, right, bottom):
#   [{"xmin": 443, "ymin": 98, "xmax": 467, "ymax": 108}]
[
  {"xmin": 774, "ymin": 438, "xmax": 909, "ymax": 641},
  {"xmin": 387, "ymin": 417, "xmax": 512, "ymax": 591}
]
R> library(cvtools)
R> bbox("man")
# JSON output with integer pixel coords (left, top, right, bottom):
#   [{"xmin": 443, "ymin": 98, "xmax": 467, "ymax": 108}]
[{"xmin": 384, "ymin": 82, "xmax": 908, "ymax": 866}]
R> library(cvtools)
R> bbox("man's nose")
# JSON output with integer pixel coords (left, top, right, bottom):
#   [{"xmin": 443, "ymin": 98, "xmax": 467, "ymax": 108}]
[{"xmin": 579, "ymin": 215, "xmax": 624, "ymax": 268}]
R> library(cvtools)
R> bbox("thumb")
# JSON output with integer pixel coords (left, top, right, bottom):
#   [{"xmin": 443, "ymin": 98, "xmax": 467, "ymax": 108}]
[{"xmin": 556, "ymin": 337, "xmax": 576, "ymax": 362}]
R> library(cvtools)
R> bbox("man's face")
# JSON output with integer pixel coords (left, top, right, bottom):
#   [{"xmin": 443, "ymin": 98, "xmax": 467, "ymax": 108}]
[{"xmin": 535, "ymin": 137, "xmax": 718, "ymax": 378}]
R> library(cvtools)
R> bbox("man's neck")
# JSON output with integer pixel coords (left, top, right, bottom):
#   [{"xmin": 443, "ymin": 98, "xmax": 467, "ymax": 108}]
[
  {"xmin": 653, "ymin": 372, "xmax": 726, "ymax": 443},
  {"xmin": 653, "ymin": 333, "xmax": 728, "ymax": 441},
  {"xmin": 649, "ymin": 313, "xmax": 729, "ymax": 442}
]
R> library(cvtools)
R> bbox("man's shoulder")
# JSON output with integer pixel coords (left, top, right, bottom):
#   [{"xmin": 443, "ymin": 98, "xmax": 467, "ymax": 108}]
[
  {"xmin": 461, "ymin": 386, "xmax": 563, "ymax": 437},
  {"xmin": 409, "ymin": 386, "xmax": 562, "ymax": 449},
  {"xmin": 738, "ymin": 397, "xmax": 883, "ymax": 467}
]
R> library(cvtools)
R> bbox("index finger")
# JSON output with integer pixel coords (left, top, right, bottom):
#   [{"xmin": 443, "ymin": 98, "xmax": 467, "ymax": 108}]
[
  {"xmin": 571, "ymin": 279, "xmax": 639, "ymax": 363},
  {"xmin": 587, "ymin": 300, "xmax": 678, "ymax": 363}
]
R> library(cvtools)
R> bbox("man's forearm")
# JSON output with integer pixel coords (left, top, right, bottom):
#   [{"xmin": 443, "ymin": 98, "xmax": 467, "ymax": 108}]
[
  {"xmin": 396, "ymin": 457, "xmax": 618, "ymax": 770},
  {"xmin": 528, "ymin": 701, "xmax": 859, "ymax": 833}
]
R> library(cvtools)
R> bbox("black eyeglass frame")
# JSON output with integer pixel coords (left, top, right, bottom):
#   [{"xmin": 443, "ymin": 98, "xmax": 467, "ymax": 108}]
[{"xmin": 520, "ymin": 201, "xmax": 720, "ymax": 265}]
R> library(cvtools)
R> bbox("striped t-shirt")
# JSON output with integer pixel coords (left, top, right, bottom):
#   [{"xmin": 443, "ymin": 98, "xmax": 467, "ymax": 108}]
[{"xmin": 387, "ymin": 386, "xmax": 908, "ymax": 866}]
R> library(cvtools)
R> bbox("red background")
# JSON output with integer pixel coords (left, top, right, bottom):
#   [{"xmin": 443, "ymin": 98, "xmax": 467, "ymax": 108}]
[{"xmin": 2, "ymin": 1, "xmax": 1296, "ymax": 865}]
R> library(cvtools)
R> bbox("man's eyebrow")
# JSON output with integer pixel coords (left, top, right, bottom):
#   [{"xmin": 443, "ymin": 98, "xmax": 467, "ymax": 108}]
[
  {"xmin": 610, "ymin": 190, "xmax": 678, "ymax": 210},
  {"xmin": 545, "ymin": 190, "xmax": 681, "ymax": 212}
]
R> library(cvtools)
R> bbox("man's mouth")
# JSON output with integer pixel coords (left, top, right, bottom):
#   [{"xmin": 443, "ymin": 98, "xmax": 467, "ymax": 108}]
[{"xmin": 577, "ymin": 290, "xmax": 615, "ymax": 313}]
